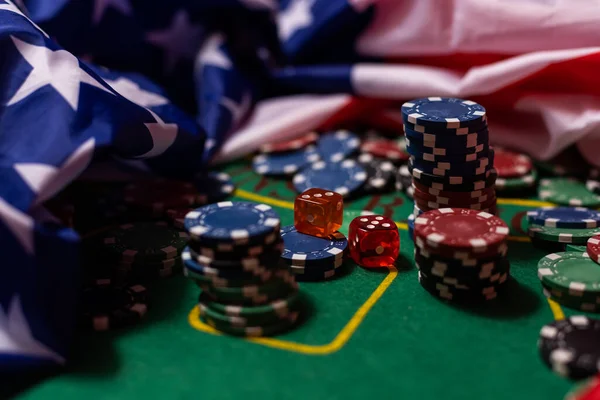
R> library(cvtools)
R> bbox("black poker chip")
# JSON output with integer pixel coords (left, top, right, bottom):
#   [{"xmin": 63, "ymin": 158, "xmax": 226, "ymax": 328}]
[
  {"xmin": 356, "ymin": 153, "xmax": 396, "ymax": 193},
  {"xmin": 538, "ymin": 316, "xmax": 600, "ymax": 380}
]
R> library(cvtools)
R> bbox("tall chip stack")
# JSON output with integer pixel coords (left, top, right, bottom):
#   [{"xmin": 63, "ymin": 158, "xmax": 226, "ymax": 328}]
[
  {"xmin": 182, "ymin": 201, "xmax": 304, "ymax": 337},
  {"xmin": 414, "ymin": 208, "xmax": 511, "ymax": 303},
  {"xmin": 401, "ymin": 97, "xmax": 498, "ymax": 230}
]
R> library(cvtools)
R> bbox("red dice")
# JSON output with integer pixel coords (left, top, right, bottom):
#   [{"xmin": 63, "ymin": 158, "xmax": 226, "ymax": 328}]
[
  {"xmin": 349, "ymin": 215, "xmax": 400, "ymax": 267},
  {"xmin": 294, "ymin": 188, "xmax": 343, "ymax": 237}
]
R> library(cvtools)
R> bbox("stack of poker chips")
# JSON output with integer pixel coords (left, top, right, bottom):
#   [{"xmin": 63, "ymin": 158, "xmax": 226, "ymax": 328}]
[
  {"xmin": 537, "ymin": 231, "xmax": 600, "ymax": 313},
  {"xmin": 493, "ymin": 148, "xmax": 537, "ymax": 196},
  {"xmin": 401, "ymin": 97, "xmax": 498, "ymax": 233},
  {"xmin": 538, "ymin": 316, "xmax": 600, "ymax": 380},
  {"xmin": 182, "ymin": 201, "xmax": 303, "ymax": 337},
  {"xmin": 414, "ymin": 208, "xmax": 511, "ymax": 303},
  {"xmin": 527, "ymin": 207, "xmax": 600, "ymax": 252},
  {"xmin": 278, "ymin": 225, "xmax": 348, "ymax": 281}
]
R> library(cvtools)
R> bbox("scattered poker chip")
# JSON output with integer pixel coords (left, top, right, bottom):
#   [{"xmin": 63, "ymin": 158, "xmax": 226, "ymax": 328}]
[
  {"xmin": 184, "ymin": 202, "xmax": 280, "ymax": 246},
  {"xmin": 538, "ymin": 316, "xmax": 600, "ymax": 379},
  {"xmin": 198, "ymin": 272, "xmax": 298, "ymax": 304},
  {"xmin": 316, "ymin": 130, "xmax": 360, "ymax": 163},
  {"xmin": 586, "ymin": 179, "xmax": 600, "ymax": 195},
  {"xmin": 260, "ymin": 132, "xmax": 319, "ymax": 154},
  {"xmin": 252, "ymin": 145, "xmax": 320, "ymax": 176},
  {"xmin": 187, "ymin": 243, "xmax": 283, "ymax": 270},
  {"xmin": 118, "ymin": 256, "xmax": 183, "ymax": 280},
  {"xmin": 358, "ymin": 158, "xmax": 396, "ymax": 193},
  {"xmin": 587, "ymin": 235, "xmax": 600, "ymax": 264},
  {"xmin": 528, "ymin": 224, "xmax": 600, "ymax": 245},
  {"xmin": 99, "ymin": 221, "xmax": 189, "ymax": 263},
  {"xmin": 189, "ymin": 238, "xmax": 283, "ymax": 261},
  {"xmin": 194, "ymin": 172, "xmax": 235, "ymax": 204},
  {"xmin": 492, "ymin": 148, "xmax": 533, "ymax": 178},
  {"xmin": 293, "ymin": 160, "xmax": 367, "ymax": 198},
  {"xmin": 396, "ymin": 165, "xmax": 413, "ymax": 191},
  {"xmin": 414, "ymin": 208, "xmax": 509, "ymax": 254},
  {"xmin": 280, "ymin": 225, "xmax": 347, "ymax": 266},
  {"xmin": 538, "ymin": 252, "xmax": 600, "ymax": 295},
  {"xmin": 527, "ymin": 207, "xmax": 600, "ymax": 229},
  {"xmin": 530, "ymin": 236, "xmax": 567, "ymax": 253},
  {"xmin": 535, "ymin": 146, "xmax": 589, "ymax": 178},
  {"xmin": 124, "ymin": 180, "xmax": 198, "ymax": 217},
  {"xmin": 360, "ymin": 138, "xmax": 410, "ymax": 163},
  {"xmin": 495, "ymin": 168, "xmax": 538, "ymax": 191},
  {"xmin": 198, "ymin": 298, "xmax": 301, "ymax": 327},
  {"xmin": 78, "ymin": 280, "xmax": 148, "ymax": 331},
  {"xmin": 406, "ymin": 185, "xmax": 414, "ymax": 199},
  {"xmin": 200, "ymin": 290, "xmax": 302, "ymax": 318},
  {"xmin": 539, "ymin": 178, "xmax": 600, "ymax": 207},
  {"xmin": 401, "ymin": 97, "xmax": 487, "ymax": 129}
]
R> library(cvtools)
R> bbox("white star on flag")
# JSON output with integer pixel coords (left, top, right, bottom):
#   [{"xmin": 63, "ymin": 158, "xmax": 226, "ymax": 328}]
[
  {"xmin": 277, "ymin": 0, "xmax": 316, "ymax": 41},
  {"xmin": 7, "ymin": 36, "xmax": 113, "ymax": 110},
  {"xmin": 0, "ymin": 1, "xmax": 48, "ymax": 38},
  {"xmin": 106, "ymin": 77, "xmax": 168, "ymax": 108},
  {"xmin": 135, "ymin": 110, "xmax": 178, "ymax": 158},
  {"xmin": 146, "ymin": 10, "xmax": 203, "ymax": 73},
  {"xmin": 92, "ymin": 0, "xmax": 132, "ymax": 25},
  {"xmin": 194, "ymin": 34, "xmax": 232, "ymax": 73}
]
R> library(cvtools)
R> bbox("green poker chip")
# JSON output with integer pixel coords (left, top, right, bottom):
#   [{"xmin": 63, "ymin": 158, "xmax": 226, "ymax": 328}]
[
  {"xmin": 542, "ymin": 284, "xmax": 600, "ymax": 313},
  {"xmin": 537, "ymin": 251, "xmax": 600, "ymax": 296},
  {"xmin": 495, "ymin": 168, "xmax": 537, "ymax": 190},
  {"xmin": 538, "ymin": 178, "xmax": 600, "ymax": 207},
  {"xmin": 197, "ymin": 275, "xmax": 298, "ymax": 304},
  {"xmin": 100, "ymin": 221, "xmax": 189, "ymax": 263},
  {"xmin": 199, "ymin": 308, "xmax": 299, "ymax": 337},
  {"xmin": 528, "ymin": 224, "xmax": 600, "ymax": 244},
  {"xmin": 202, "ymin": 290, "xmax": 302, "ymax": 319},
  {"xmin": 565, "ymin": 244, "xmax": 588, "ymax": 253},
  {"xmin": 198, "ymin": 295, "xmax": 303, "ymax": 327}
]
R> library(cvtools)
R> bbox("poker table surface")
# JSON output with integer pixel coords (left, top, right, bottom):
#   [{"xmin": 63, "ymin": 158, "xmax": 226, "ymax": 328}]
[{"xmin": 16, "ymin": 159, "xmax": 583, "ymax": 400}]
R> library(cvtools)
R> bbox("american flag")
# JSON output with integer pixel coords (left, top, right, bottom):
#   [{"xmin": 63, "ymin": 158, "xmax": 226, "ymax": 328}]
[{"xmin": 1, "ymin": 0, "xmax": 600, "ymax": 373}]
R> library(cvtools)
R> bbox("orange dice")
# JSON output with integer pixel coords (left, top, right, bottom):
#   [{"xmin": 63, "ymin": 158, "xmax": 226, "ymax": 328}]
[{"xmin": 294, "ymin": 188, "xmax": 343, "ymax": 237}]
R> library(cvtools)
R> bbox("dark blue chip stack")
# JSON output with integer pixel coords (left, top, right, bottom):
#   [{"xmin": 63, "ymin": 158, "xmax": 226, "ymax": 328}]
[
  {"xmin": 182, "ymin": 201, "xmax": 304, "ymax": 337},
  {"xmin": 401, "ymin": 97, "xmax": 498, "ymax": 234},
  {"xmin": 279, "ymin": 225, "xmax": 348, "ymax": 281}
]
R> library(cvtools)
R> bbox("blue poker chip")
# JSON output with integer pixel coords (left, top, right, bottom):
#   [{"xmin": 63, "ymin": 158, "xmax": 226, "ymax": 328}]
[
  {"xmin": 527, "ymin": 207, "xmax": 600, "ymax": 229},
  {"xmin": 408, "ymin": 213, "xmax": 415, "ymax": 241},
  {"xmin": 194, "ymin": 172, "xmax": 235, "ymax": 204},
  {"xmin": 414, "ymin": 146, "xmax": 495, "ymax": 164},
  {"xmin": 253, "ymin": 145, "xmax": 320, "ymax": 176},
  {"xmin": 401, "ymin": 97, "xmax": 487, "ymax": 129},
  {"xmin": 409, "ymin": 157, "xmax": 492, "ymax": 177},
  {"xmin": 405, "ymin": 137, "xmax": 488, "ymax": 157},
  {"xmin": 406, "ymin": 128, "xmax": 489, "ymax": 150},
  {"xmin": 184, "ymin": 201, "xmax": 281, "ymax": 245},
  {"xmin": 404, "ymin": 126, "xmax": 489, "ymax": 146},
  {"xmin": 280, "ymin": 225, "xmax": 348, "ymax": 266},
  {"xmin": 293, "ymin": 160, "xmax": 367, "ymax": 198},
  {"xmin": 316, "ymin": 130, "xmax": 360, "ymax": 163},
  {"xmin": 403, "ymin": 119, "xmax": 486, "ymax": 135}
]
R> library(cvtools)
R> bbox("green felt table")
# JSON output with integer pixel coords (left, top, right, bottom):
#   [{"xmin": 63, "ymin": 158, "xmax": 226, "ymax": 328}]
[{"xmin": 16, "ymin": 160, "xmax": 587, "ymax": 400}]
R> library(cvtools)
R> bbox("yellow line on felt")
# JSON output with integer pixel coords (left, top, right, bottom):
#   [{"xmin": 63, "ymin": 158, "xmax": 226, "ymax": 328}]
[
  {"xmin": 188, "ymin": 267, "xmax": 399, "ymax": 355},
  {"xmin": 496, "ymin": 198, "xmax": 554, "ymax": 208},
  {"xmin": 547, "ymin": 298, "xmax": 566, "ymax": 321}
]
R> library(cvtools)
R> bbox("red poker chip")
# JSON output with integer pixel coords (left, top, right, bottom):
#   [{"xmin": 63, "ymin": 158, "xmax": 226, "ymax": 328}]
[
  {"xmin": 412, "ymin": 185, "xmax": 496, "ymax": 207},
  {"xmin": 586, "ymin": 235, "xmax": 600, "ymax": 263},
  {"xmin": 260, "ymin": 132, "xmax": 319, "ymax": 154},
  {"xmin": 124, "ymin": 180, "xmax": 198, "ymax": 217},
  {"xmin": 414, "ymin": 208, "xmax": 509, "ymax": 256},
  {"xmin": 493, "ymin": 148, "xmax": 532, "ymax": 178},
  {"xmin": 360, "ymin": 138, "xmax": 409, "ymax": 162}
]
